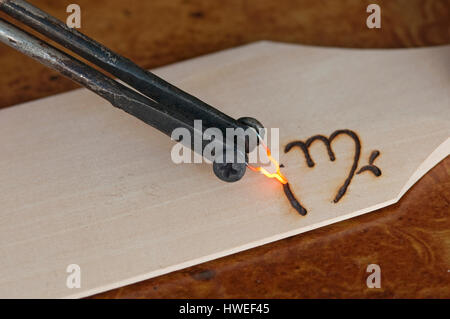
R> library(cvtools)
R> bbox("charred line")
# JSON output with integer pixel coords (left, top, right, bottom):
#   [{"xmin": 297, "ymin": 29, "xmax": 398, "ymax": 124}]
[
  {"xmin": 285, "ymin": 135, "xmax": 335, "ymax": 167},
  {"xmin": 369, "ymin": 150, "xmax": 380, "ymax": 164},
  {"xmin": 357, "ymin": 150, "xmax": 382, "ymax": 176},
  {"xmin": 285, "ymin": 129, "xmax": 361, "ymax": 203},
  {"xmin": 329, "ymin": 129, "xmax": 361, "ymax": 203},
  {"xmin": 283, "ymin": 183, "xmax": 307, "ymax": 216},
  {"xmin": 356, "ymin": 166, "xmax": 382, "ymax": 176}
]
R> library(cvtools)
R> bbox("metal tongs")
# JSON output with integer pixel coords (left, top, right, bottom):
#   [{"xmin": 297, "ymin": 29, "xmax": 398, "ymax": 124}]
[{"xmin": 0, "ymin": 0, "xmax": 264, "ymax": 182}]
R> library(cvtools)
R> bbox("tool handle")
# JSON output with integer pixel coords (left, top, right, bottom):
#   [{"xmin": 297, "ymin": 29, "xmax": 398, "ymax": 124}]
[{"xmin": 0, "ymin": 0, "xmax": 241, "ymax": 132}]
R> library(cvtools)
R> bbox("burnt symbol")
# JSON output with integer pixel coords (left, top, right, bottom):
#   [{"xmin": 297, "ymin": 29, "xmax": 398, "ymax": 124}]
[
  {"xmin": 283, "ymin": 129, "xmax": 382, "ymax": 214},
  {"xmin": 356, "ymin": 150, "xmax": 382, "ymax": 177}
]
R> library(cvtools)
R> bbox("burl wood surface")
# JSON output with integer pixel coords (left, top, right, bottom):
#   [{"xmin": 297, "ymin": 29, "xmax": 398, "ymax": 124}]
[{"xmin": 0, "ymin": 0, "xmax": 449, "ymax": 298}]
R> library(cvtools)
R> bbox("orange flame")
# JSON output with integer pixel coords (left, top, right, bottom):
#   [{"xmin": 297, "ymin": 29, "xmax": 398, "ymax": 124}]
[{"xmin": 247, "ymin": 140, "xmax": 288, "ymax": 185}]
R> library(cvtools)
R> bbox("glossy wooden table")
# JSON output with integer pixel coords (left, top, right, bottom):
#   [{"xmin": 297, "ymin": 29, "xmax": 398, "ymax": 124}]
[{"xmin": 1, "ymin": 0, "xmax": 448, "ymax": 298}]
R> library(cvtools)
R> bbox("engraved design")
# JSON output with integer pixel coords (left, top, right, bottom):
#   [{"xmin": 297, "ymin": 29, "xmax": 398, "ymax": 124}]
[
  {"xmin": 283, "ymin": 129, "xmax": 382, "ymax": 215},
  {"xmin": 357, "ymin": 150, "xmax": 382, "ymax": 176}
]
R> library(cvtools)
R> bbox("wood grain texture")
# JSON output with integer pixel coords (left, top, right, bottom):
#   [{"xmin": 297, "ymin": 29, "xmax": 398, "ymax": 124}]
[
  {"xmin": 94, "ymin": 158, "xmax": 450, "ymax": 299},
  {"xmin": 0, "ymin": 0, "xmax": 448, "ymax": 299},
  {"xmin": 0, "ymin": 0, "xmax": 449, "ymax": 109}
]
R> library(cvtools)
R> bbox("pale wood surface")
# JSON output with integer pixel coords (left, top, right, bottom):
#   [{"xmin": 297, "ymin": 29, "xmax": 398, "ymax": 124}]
[{"xmin": 0, "ymin": 42, "xmax": 448, "ymax": 298}]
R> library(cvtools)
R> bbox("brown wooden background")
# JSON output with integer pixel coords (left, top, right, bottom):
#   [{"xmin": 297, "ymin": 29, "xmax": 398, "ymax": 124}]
[{"xmin": 0, "ymin": 0, "xmax": 449, "ymax": 298}]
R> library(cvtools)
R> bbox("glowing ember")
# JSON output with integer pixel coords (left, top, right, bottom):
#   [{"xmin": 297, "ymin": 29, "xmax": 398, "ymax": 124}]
[
  {"xmin": 247, "ymin": 140, "xmax": 288, "ymax": 184},
  {"xmin": 247, "ymin": 137, "xmax": 307, "ymax": 215}
]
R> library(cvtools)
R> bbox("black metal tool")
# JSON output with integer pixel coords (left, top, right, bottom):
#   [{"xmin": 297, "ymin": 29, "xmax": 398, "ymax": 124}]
[{"xmin": 0, "ymin": 0, "xmax": 263, "ymax": 182}]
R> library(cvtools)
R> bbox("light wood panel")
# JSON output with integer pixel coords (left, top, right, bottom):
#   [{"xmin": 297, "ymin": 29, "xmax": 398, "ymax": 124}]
[{"xmin": 0, "ymin": 41, "xmax": 448, "ymax": 298}]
